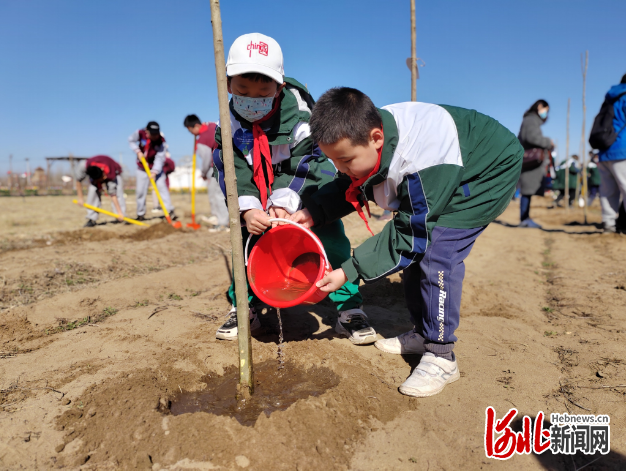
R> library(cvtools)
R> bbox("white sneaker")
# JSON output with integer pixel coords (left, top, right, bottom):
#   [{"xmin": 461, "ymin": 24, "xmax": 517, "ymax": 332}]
[
  {"xmin": 375, "ymin": 329, "xmax": 426, "ymax": 355},
  {"xmin": 208, "ymin": 225, "xmax": 230, "ymax": 233},
  {"xmin": 201, "ymin": 215, "xmax": 220, "ymax": 226},
  {"xmin": 216, "ymin": 305, "xmax": 261, "ymax": 340},
  {"xmin": 335, "ymin": 308, "xmax": 377, "ymax": 345},
  {"xmin": 399, "ymin": 352, "xmax": 460, "ymax": 397}
]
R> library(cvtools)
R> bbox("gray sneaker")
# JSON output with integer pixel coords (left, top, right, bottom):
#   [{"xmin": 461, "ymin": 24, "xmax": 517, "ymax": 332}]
[
  {"xmin": 603, "ymin": 223, "xmax": 617, "ymax": 233},
  {"xmin": 216, "ymin": 305, "xmax": 261, "ymax": 340},
  {"xmin": 375, "ymin": 329, "xmax": 426, "ymax": 355},
  {"xmin": 399, "ymin": 352, "xmax": 460, "ymax": 397},
  {"xmin": 335, "ymin": 308, "xmax": 377, "ymax": 345}
]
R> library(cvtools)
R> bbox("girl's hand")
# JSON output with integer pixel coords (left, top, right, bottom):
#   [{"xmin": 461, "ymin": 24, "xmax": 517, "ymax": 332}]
[
  {"xmin": 288, "ymin": 208, "xmax": 314, "ymax": 228},
  {"xmin": 268, "ymin": 207, "xmax": 290, "ymax": 227},
  {"xmin": 242, "ymin": 209, "xmax": 270, "ymax": 235},
  {"xmin": 316, "ymin": 268, "xmax": 348, "ymax": 293}
]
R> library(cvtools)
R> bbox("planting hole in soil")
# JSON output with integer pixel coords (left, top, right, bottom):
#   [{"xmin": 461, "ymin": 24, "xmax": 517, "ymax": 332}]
[{"xmin": 167, "ymin": 361, "xmax": 339, "ymax": 426}]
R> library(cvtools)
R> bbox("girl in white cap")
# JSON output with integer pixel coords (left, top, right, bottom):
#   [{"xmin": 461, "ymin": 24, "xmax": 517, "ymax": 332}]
[{"xmin": 212, "ymin": 33, "xmax": 376, "ymax": 346}]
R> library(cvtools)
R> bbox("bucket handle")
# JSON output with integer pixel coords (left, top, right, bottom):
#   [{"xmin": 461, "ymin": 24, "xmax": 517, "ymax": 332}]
[{"xmin": 244, "ymin": 218, "xmax": 330, "ymax": 270}]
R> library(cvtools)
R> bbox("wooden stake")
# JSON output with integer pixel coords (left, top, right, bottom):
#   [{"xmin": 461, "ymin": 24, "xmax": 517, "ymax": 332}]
[
  {"xmin": 581, "ymin": 51, "xmax": 589, "ymax": 223},
  {"xmin": 410, "ymin": 0, "xmax": 417, "ymax": 101},
  {"xmin": 565, "ymin": 98, "xmax": 570, "ymax": 211},
  {"xmin": 209, "ymin": 0, "xmax": 254, "ymax": 395}
]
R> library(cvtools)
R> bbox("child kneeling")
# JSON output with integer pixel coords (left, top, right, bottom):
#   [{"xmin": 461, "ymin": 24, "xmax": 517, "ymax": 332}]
[{"xmin": 291, "ymin": 88, "xmax": 523, "ymax": 397}]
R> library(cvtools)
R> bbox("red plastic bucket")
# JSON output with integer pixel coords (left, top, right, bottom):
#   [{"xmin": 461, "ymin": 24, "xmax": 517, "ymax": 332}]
[{"xmin": 246, "ymin": 218, "xmax": 331, "ymax": 308}]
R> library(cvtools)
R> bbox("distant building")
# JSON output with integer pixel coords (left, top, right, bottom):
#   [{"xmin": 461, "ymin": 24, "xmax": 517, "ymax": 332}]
[{"xmin": 31, "ymin": 167, "xmax": 46, "ymax": 188}]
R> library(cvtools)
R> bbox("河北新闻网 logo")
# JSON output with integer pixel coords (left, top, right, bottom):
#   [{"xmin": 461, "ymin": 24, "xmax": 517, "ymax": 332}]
[{"xmin": 485, "ymin": 407, "xmax": 610, "ymax": 460}]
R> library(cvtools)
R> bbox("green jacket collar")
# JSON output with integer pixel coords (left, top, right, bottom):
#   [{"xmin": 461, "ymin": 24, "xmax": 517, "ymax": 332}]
[
  {"xmin": 361, "ymin": 108, "xmax": 399, "ymax": 189},
  {"xmin": 229, "ymin": 77, "xmax": 312, "ymax": 145}
]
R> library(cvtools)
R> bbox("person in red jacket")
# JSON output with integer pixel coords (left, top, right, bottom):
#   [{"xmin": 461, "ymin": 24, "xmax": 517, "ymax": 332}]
[
  {"xmin": 128, "ymin": 121, "xmax": 176, "ymax": 221},
  {"xmin": 184, "ymin": 114, "xmax": 229, "ymax": 231},
  {"xmin": 74, "ymin": 155, "xmax": 126, "ymax": 227}
]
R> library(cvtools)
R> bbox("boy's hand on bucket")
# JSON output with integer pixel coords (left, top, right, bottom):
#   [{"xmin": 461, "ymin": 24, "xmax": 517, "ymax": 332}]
[
  {"xmin": 316, "ymin": 268, "xmax": 348, "ymax": 293},
  {"xmin": 289, "ymin": 208, "xmax": 314, "ymax": 228},
  {"xmin": 243, "ymin": 209, "xmax": 271, "ymax": 235},
  {"xmin": 268, "ymin": 207, "xmax": 289, "ymax": 227}
]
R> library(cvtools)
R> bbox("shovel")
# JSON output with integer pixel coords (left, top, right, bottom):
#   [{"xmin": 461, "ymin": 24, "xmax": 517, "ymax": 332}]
[
  {"xmin": 186, "ymin": 137, "xmax": 201, "ymax": 230},
  {"xmin": 138, "ymin": 141, "xmax": 182, "ymax": 229},
  {"xmin": 73, "ymin": 200, "xmax": 148, "ymax": 226}
]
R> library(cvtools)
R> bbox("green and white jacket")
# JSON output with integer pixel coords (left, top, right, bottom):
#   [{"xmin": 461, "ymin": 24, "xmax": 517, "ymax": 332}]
[
  {"xmin": 305, "ymin": 102, "xmax": 524, "ymax": 284},
  {"xmin": 213, "ymin": 78, "xmax": 337, "ymax": 214}
]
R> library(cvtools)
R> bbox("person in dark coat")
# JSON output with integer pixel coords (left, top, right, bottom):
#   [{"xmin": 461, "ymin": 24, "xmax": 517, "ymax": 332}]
[{"xmin": 517, "ymin": 99, "xmax": 554, "ymax": 228}]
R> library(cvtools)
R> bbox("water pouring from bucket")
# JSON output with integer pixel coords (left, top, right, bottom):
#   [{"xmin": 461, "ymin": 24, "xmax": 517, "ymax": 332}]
[{"xmin": 246, "ymin": 218, "xmax": 331, "ymax": 309}]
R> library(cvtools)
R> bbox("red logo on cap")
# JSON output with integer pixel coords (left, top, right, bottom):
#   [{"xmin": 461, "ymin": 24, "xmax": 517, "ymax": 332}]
[{"xmin": 247, "ymin": 41, "xmax": 268, "ymax": 57}]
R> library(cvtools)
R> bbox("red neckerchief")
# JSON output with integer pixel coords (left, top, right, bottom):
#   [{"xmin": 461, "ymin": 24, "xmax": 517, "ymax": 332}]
[
  {"xmin": 345, "ymin": 131, "xmax": 383, "ymax": 236},
  {"xmin": 194, "ymin": 124, "xmax": 210, "ymax": 153},
  {"xmin": 250, "ymin": 85, "xmax": 284, "ymax": 209}
]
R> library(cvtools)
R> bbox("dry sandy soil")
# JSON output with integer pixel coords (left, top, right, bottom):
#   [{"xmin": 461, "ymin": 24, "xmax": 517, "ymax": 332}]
[{"xmin": 1, "ymin": 194, "xmax": 625, "ymax": 470}]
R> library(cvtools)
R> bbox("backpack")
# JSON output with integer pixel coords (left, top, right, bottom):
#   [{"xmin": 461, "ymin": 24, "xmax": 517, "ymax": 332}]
[{"xmin": 589, "ymin": 92, "xmax": 626, "ymax": 150}]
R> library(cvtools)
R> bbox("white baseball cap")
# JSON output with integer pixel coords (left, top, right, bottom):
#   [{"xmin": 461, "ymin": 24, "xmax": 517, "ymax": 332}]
[{"xmin": 226, "ymin": 33, "xmax": 284, "ymax": 84}]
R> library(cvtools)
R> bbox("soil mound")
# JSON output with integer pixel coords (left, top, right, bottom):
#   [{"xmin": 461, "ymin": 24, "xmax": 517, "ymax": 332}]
[
  {"xmin": 50, "ymin": 228, "xmax": 118, "ymax": 244},
  {"xmin": 169, "ymin": 361, "xmax": 339, "ymax": 425},
  {"xmin": 126, "ymin": 222, "xmax": 180, "ymax": 241}
]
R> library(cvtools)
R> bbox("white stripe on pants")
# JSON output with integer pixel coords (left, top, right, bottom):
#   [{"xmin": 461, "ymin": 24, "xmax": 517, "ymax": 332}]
[
  {"xmin": 136, "ymin": 170, "xmax": 173, "ymax": 217},
  {"xmin": 598, "ymin": 159, "xmax": 626, "ymax": 227},
  {"xmin": 207, "ymin": 169, "xmax": 229, "ymax": 226},
  {"xmin": 86, "ymin": 176, "xmax": 126, "ymax": 221}
]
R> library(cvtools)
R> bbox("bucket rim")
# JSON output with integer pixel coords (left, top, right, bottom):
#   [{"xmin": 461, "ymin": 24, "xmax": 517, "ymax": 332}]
[
  {"xmin": 245, "ymin": 218, "xmax": 330, "ymax": 269},
  {"xmin": 246, "ymin": 221, "xmax": 329, "ymax": 308}
]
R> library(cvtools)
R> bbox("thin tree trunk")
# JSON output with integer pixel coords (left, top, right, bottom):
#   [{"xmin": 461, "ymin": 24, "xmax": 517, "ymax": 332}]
[
  {"xmin": 581, "ymin": 51, "xmax": 589, "ymax": 223},
  {"xmin": 410, "ymin": 0, "xmax": 417, "ymax": 101},
  {"xmin": 565, "ymin": 98, "xmax": 570, "ymax": 210},
  {"xmin": 209, "ymin": 0, "xmax": 254, "ymax": 395}
]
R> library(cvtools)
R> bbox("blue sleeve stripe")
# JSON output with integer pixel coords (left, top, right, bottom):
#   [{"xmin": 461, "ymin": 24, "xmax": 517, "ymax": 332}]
[
  {"xmin": 360, "ymin": 173, "xmax": 428, "ymax": 284},
  {"xmin": 288, "ymin": 146, "xmax": 321, "ymax": 193},
  {"xmin": 406, "ymin": 173, "xmax": 429, "ymax": 254},
  {"xmin": 212, "ymin": 148, "xmax": 227, "ymax": 197},
  {"xmin": 462, "ymin": 183, "xmax": 470, "ymax": 197}
]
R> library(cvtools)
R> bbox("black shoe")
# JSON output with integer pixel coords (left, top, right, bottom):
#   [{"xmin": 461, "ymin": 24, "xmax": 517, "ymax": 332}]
[
  {"xmin": 216, "ymin": 306, "xmax": 261, "ymax": 340},
  {"xmin": 335, "ymin": 308, "xmax": 377, "ymax": 345},
  {"xmin": 136, "ymin": 215, "xmax": 146, "ymax": 221},
  {"xmin": 170, "ymin": 211, "xmax": 178, "ymax": 221},
  {"xmin": 84, "ymin": 220, "xmax": 97, "ymax": 228}
]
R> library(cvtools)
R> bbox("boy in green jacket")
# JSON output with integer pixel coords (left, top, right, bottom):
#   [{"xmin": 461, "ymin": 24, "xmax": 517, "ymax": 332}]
[
  {"xmin": 212, "ymin": 34, "xmax": 374, "ymax": 345},
  {"xmin": 290, "ymin": 87, "xmax": 523, "ymax": 397}
]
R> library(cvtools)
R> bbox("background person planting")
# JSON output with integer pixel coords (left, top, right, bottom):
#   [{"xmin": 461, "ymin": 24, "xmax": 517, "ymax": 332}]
[
  {"xmin": 290, "ymin": 87, "xmax": 523, "ymax": 397},
  {"xmin": 74, "ymin": 155, "xmax": 126, "ymax": 227},
  {"xmin": 128, "ymin": 121, "xmax": 176, "ymax": 221}
]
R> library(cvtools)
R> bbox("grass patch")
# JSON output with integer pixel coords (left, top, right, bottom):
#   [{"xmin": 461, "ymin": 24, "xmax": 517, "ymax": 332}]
[
  {"xmin": 544, "ymin": 330, "xmax": 558, "ymax": 337},
  {"xmin": 131, "ymin": 299, "xmax": 149, "ymax": 307},
  {"xmin": 542, "ymin": 306, "xmax": 554, "ymax": 312},
  {"xmin": 168, "ymin": 293, "xmax": 182, "ymax": 301},
  {"xmin": 46, "ymin": 306, "xmax": 119, "ymax": 334}
]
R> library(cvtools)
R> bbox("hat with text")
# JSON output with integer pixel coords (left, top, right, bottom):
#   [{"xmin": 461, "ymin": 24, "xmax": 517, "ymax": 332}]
[{"xmin": 226, "ymin": 33, "xmax": 284, "ymax": 84}]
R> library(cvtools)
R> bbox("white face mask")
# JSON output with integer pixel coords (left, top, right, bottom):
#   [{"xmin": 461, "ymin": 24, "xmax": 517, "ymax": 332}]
[{"xmin": 232, "ymin": 95, "xmax": 274, "ymax": 122}]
